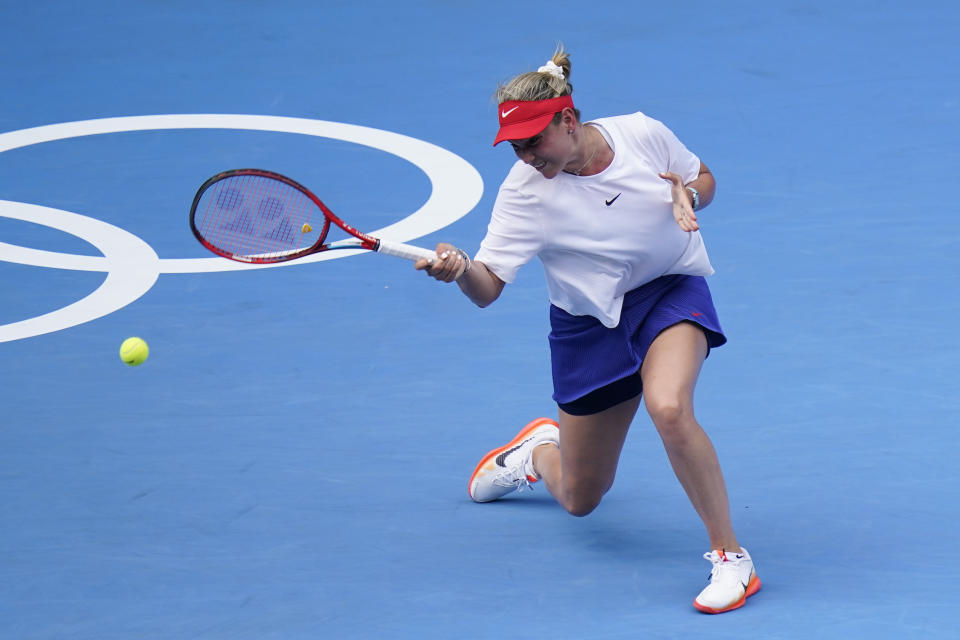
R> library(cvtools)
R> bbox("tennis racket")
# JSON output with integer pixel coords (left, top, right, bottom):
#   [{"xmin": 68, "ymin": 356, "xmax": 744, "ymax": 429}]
[{"xmin": 189, "ymin": 168, "xmax": 437, "ymax": 264}]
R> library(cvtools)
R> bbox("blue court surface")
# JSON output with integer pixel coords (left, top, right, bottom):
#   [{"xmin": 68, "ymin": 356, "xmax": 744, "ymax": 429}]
[{"xmin": 1, "ymin": 1, "xmax": 958, "ymax": 638}]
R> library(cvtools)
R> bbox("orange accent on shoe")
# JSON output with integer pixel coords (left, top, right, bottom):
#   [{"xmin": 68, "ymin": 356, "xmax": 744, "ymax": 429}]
[
  {"xmin": 694, "ymin": 594, "xmax": 745, "ymax": 614},
  {"xmin": 693, "ymin": 573, "xmax": 762, "ymax": 614},
  {"xmin": 467, "ymin": 417, "xmax": 558, "ymax": 495}
]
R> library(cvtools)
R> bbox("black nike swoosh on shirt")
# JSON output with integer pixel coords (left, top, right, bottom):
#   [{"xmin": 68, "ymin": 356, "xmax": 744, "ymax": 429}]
[{"xmin": 605, "ymin": 193, "xmax": 621, "ymax": 206}]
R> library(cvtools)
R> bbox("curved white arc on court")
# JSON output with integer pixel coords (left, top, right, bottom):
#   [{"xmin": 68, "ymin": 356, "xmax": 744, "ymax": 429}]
[
  {"xmin": 0, "ymin": 114, "xmax": 483, "ymax": 271},
  {"xmin": 0, "ymin": 114, "xmax": 484, "ymax": 339},
  {"xmin": 0, "ymin": 201, "xmax": 159, "ymax": 342},
  {"xmin": 158, "ymin": 250, "xmax": 366, "ymax": 273},
  {"xmin": 0, "ymin": 241, "xmax": 107, "ymax": 271}
]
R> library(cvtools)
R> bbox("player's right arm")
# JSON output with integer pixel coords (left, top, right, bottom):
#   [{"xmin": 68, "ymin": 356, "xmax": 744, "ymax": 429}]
[
  {"xmin": 455, "ymin": 259, "xmax": 504, "ymax": 308},
  {"xmin": 415, "ymin": 244, "xmax": 504, "ymax": 307}
]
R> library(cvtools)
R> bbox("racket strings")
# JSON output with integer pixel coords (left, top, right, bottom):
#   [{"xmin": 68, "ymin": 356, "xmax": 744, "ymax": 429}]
[{"xmin": 195, "ymin": 173, "xmax": 322, "ymax": 261}]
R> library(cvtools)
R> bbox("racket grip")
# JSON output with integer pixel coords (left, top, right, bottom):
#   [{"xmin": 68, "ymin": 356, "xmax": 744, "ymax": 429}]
[{"xmin": 375, "ymin": 239, "xmax": 437, "ymax": 263}]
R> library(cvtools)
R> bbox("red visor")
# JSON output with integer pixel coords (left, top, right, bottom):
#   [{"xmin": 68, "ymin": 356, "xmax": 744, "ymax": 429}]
[{"xmin": 493, "ymin": 95, "xmax": 575, "ymax": 146}]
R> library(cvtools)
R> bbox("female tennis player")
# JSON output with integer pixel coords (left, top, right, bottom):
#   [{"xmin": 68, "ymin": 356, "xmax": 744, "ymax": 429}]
[{"xmin": 416, "ymin": 46, "xmax": 760, "ymax": 614}]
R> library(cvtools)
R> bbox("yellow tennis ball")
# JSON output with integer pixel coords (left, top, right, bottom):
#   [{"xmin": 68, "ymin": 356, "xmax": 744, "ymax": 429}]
[{"xmin": 119, "ymin": 337, "xmax": 149, "ymax": 366}]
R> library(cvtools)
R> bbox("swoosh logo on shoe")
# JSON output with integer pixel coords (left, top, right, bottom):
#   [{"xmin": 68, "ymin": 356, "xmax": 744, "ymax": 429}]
[
  {"xmin": 495, "ymin": 438, "xmax": 530, "ymax": 467},
  {"xmin": 605, "ymin": 193, "xmax": 621, "ymax": 206},
  {"xmin": 501, "ymin": 106, "xmax": 519, "ymax": 118}
]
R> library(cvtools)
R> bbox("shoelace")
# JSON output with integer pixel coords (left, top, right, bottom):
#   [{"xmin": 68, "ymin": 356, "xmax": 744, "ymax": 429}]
[
  {"xmin": 703, "ymin": 551, "xmax": 746, "ymax": 585},
  {"xmin": 492, "ymin": 465, "xmax": 534, "ymax": 492}
]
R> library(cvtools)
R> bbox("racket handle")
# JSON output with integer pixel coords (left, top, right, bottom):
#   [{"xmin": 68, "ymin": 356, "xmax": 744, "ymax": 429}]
[{"xmin": 375, "ymin": 239, "xmax": 437, "ymax": 263}]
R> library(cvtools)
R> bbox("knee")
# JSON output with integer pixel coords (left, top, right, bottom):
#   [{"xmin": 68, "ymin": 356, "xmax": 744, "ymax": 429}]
[
  {"xmin": 646, "ymin": 397, "xmax": 696, "ymax": 445},
  {"xmin": 560, "ymin": 484, "xmax": 607, "ymax": 517},
  {"xmin": 564, "ymin": 496, "xmax": 602, "ymax": 517}
]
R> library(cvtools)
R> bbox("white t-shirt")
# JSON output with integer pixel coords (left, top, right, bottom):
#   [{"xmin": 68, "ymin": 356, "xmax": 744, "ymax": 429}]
[{"xmin": 475, "ymin": 111, "xmax": 714, "ymax": 328}]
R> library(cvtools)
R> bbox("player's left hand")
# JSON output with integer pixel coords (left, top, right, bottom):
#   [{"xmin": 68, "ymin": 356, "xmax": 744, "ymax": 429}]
[{"xmin": 659, "ymin": 172, "xmax": 699, "ymax": 232}]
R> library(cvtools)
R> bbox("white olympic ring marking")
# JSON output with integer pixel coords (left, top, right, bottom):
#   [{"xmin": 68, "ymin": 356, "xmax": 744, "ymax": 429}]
[{"xmin": 0, "ymin": 114, "xmax": 484, "ymax": 342}]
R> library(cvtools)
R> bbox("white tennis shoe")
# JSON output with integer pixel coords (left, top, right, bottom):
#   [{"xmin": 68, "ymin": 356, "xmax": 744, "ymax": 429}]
[
  {"xmin": 693, "ymin": 547, "xmax": 761, "ymax": 613},
  {"xmin": 468, "ymin": 417, "xmax": 559, "ymax": 503}
]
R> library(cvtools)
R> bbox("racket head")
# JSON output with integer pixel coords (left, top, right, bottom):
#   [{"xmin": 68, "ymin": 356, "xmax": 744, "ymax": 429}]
[{"xmin": 189, "ymin": 169, "xmax": 357, "ymax": 264}]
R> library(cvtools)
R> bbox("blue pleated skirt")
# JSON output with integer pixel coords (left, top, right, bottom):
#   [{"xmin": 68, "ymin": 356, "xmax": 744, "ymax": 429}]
[{"xmin": 549, "ymin": 274, "xmax": 727, "ymax": 405}]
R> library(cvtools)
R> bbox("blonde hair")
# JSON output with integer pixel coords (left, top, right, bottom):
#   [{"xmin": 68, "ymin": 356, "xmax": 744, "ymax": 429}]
[{"xmin": 495, "ymin": 45, "xmax": 579, "ymax": 120}]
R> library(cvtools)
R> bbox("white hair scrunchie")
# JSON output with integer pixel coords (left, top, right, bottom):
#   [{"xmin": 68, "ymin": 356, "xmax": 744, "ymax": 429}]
[{"xmin": 537, "ymin": 60, "xmax": 565, "ymax": 80}]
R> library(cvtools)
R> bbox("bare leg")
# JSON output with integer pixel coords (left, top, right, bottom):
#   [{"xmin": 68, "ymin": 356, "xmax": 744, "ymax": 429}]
[
  {"xmin": 640, "ymin": 322, "xmax": 740, "ymax": 552},
  {"xmin": 531, "ymin": 395, "xmax": 642, "ymax": 516}
]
